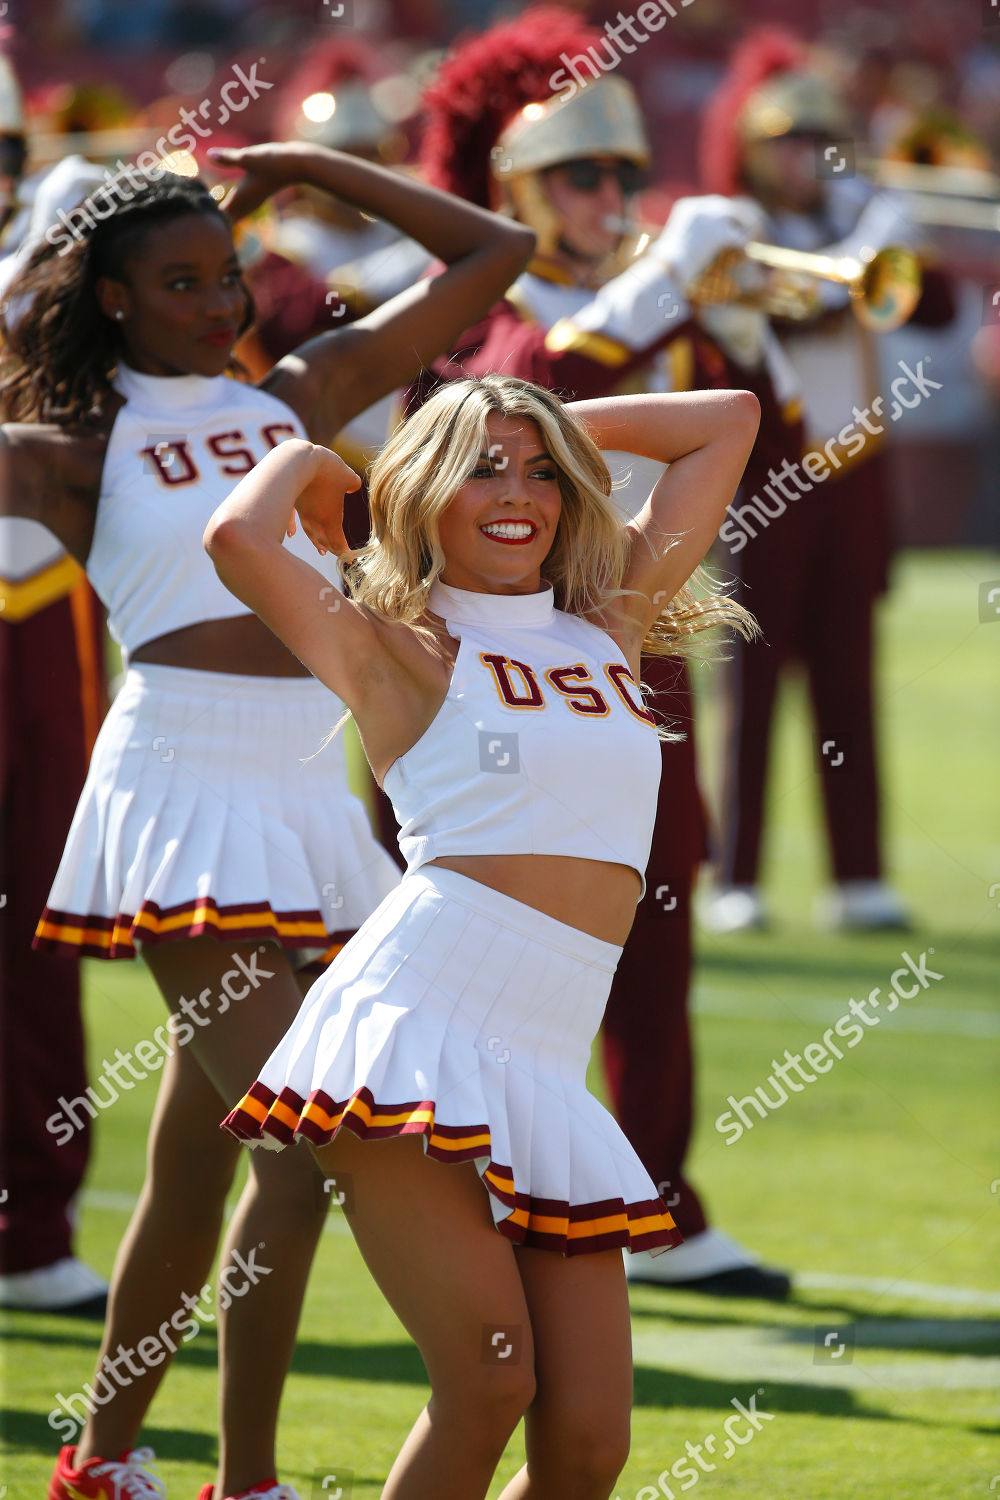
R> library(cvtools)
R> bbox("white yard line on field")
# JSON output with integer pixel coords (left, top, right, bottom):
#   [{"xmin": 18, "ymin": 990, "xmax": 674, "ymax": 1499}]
[
  {"xmin": 630, "ymin": 1323, "xmax": 1000, "ymax": 1392},
  {"xmin": 691, "ymin": 988, "xmax": 1000, "ymax": 1038},
  {"xmin": 793, "ymin": 1272, "xmax": 1000, "ymax": 1309}
]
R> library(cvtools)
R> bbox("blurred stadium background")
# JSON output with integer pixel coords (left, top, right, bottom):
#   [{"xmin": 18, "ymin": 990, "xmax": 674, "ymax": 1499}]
[{"xmin": 2, "ymin": 1, "xmax": 998, "ymax": 1496}]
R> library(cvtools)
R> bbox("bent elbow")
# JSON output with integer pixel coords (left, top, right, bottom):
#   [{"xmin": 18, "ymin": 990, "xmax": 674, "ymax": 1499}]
[
  {"xmin": 496, "ymin": 221, "xmax": 536, "ymax": 273},
  {"xmin": 202, "ymin": 515, "xmax": 225, "ymax": 561},
  {"xmin": 203, "ymin": 514, "xmax": 250, "ymax": 564},
  {"xmin": 734, "ymin": 389, "xmax": 762, "ymax": 429},
  {"xmin": 512, "ymin": 222, "xmax": 537, "ymax": 257}
]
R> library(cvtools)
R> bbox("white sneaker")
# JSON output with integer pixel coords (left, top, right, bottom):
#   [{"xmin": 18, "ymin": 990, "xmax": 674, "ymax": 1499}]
[
  {"xmin": 815, "ymin": 880, "xmax": 911, "ymax": 931},
  {"xmin": 699, "ymin": 885, "xmax": 767, "ymax": 933},
  {"xmin": 626, "ymin": 1228, "xmax": 754, "ymax": 1282},
  {"xmin": 0, "ymin": 1255, "xmax": 108, "ymax": 1312},
  {"xmin": 626, "ymin": 1229, "xmax": 792, "ymax": 1300}
]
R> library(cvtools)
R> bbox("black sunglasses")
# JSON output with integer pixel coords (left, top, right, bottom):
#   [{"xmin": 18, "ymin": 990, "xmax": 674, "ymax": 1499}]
[
  {"xmin": 553, "ymin": 158, "xmax": 643, "ymax": 195},
  {"xmin": 0, "ymin": 134, "xmax": 27, "ymax": 182}
]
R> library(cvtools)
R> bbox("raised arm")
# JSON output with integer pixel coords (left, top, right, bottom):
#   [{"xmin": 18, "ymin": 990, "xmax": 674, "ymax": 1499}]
[
  {"xmin": 209, "ymin": 143, "xmax": 535, "ymax": 445},
  {"xmin": 202, "ymin": 437, "xmax": 407, "ymax": 719},
  {"xmin": 568, "ymin": 390, "xmax": 760, "ymax": 636}
]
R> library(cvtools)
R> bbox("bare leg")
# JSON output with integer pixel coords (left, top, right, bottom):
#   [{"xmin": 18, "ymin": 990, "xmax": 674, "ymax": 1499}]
[
  {"xmin": 496, "ymin": 1247, "xmax": 632, "ymax": 1500},
  {"xmin": 75, "ymin": 937, "xmax": 327, "ymax": 1499},
  {"xmin": 144, "ymin": 938, "xmax": 327, "ymax": 1498},
  {"xmin": 214, "ymin": 1103, "xmax": 326, "ymax": 1495},
  {"xmin": 312, "ymin": 1129, "xmax": 537, "ymax": 1500},
  {"xmin": 73, "ymin": 1037, "xmax": 240, "ymax": 1463}
]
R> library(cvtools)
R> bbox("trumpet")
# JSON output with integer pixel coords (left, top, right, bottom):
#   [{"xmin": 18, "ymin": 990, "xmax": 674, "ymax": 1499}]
[
  {"xmin": 688, "ymin": 241, "xmax": 924, "ymax": 331},
  {"xmin": 604, "ymin": 218, "xmax": 924, "ymax": 331}
]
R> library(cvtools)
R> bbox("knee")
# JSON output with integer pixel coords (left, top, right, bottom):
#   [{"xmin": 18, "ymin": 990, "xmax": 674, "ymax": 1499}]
[
  {"xmin": 247, "ymin": 1143, "xmax": 326, "ymax": 1225},
  {"xmin": 434, "ymin": 1362, "xmax": 536, "ymax": 1455},
  {"xmin": 488, "ymin": 1363, "xmax": 537, "ymax": 1432},
  {"xmin": 535, "ymin": 1409, "xmax": 630, "ymax": 1491},
  {"xmin": 146, "ymin": 1136, "xmax": 238, "ymax": 1220},
  {"xmin": 475, "ymin": 1361, "xmax": 537, "ymax": 1438},
  {"xmin": 574, "ymin": 1424, "xmax": 631, "ymax": 1489}
]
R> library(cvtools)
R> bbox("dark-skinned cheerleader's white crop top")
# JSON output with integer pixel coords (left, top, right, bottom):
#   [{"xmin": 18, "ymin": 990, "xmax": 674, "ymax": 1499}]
[{"xmin": 86, "ymin": 362, "xmax": 344, "ymax": 659}]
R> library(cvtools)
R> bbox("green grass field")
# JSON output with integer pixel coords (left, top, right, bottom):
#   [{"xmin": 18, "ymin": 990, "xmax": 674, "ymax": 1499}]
[{"xmin": 3, "ymin": 549, "xmax": 998, "ymax": 1499}]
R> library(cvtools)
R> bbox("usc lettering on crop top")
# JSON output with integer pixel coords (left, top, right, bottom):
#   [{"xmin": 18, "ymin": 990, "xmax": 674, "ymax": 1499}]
[
  {"xmin": 87, "ymin": 364, "xmax": 345, "ymax": 658},
  {"xmin": 384, "ymin": 581, "xmax": 661, "ymax": 890}
]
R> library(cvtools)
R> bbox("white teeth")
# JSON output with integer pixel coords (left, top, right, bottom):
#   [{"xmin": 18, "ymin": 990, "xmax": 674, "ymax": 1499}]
[{"xmin": 482, "ymin": 521, "xmax": 534, "ymax": 539}]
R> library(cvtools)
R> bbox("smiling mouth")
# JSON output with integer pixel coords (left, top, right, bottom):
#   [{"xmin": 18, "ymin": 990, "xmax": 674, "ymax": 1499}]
[{"xmin": 480, "ymin": 520, "xmax": 538, "ymax": 545}]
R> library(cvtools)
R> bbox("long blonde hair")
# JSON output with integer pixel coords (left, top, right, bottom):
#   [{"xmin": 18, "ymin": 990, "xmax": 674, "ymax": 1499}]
[{"xmin": 342, "ymin": 374, "xmax": 754, "ymax": 659}]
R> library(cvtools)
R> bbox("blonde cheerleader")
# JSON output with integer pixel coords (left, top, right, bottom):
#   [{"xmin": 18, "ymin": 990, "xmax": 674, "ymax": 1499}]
[{"xmin": 207, "ymin": 372, "xmax": 759, "ymax": 1500}]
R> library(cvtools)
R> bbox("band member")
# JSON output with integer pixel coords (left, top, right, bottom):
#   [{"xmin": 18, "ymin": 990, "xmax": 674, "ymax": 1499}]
[
  {"xmin": 240, "ymin": 37, "xmax": 432, "ymax": 476},
  {"xmin": 269, "ymin": 37, "xmax": 430, "ymax": 298},
  {"xmin": 696, "ymin": 29, "xmax": 953, "ymax": 932},
  {"xmin": 0, "ymin": 55, "xmax": 110, "ymax": 1318},
  {"xmin": 0, "ymin": 141, "xmax": 531, "ymax": 1500},
  {"xmin": 409, "ymin": 7, "xmax": 793, "ymax": 1296},
  {"xmin": 210, "ymin": 371, "xmax": 761, "ymax": 1500}
]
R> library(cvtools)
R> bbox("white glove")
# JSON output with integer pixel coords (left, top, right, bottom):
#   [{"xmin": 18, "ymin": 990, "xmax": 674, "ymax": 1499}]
[
  {"xmin": 697, "ymin": 304, "xmax": 770, "ymax": 369},
  {"xmin": 651, "ymin": 195, "xmax": 760, "ymax": 294},
  {"xmin": 697, "ymin": 304, "xmax": 803, "ymax": 412}
]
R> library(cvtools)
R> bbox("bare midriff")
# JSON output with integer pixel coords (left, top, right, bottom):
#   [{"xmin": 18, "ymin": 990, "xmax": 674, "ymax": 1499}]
[
  {"xmin": 130, "ymin": 615, "xmax": 310, "ymax": 676},
  {"xmin": 429, "ymin": 853, "xmax": 640, "ymax": 946}
]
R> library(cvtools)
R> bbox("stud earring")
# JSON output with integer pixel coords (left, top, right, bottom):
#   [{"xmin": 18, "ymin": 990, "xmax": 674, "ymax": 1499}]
[{"xmin": 115, "ymin": 310, "xmax": 124, "ymax": 320}]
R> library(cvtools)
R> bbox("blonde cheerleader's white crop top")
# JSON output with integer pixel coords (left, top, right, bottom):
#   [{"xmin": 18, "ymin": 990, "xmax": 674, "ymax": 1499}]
[
  {"xmin": 383, "ymin": 580, "xmax": 662, "ymax": 892},
  {"xmin": 86, "ymin": 363, "xmax": 345, "ymax": 658}
]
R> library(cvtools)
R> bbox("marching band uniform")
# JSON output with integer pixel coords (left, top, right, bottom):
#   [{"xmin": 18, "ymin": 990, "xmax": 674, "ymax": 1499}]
[
  {"xmin": 0, "ymin": 521, "xmax": 108, "ymax": 1307},
  {"xmin": 256, "ymin": 42, "xmax": 432, "ymax": 475},
  {"xmin": 225, "ymin": 580, "xmax": 684, "ymax": 1259},
  {"xmin": 0, "ymin": 138, "xmax": 111, "ymax": 1313},
  {"xmin": 32, "ymin": 364, "xmax": 400, "ymax": 973},
  {"xmin": 410, "ymin": 12, "xmax": 791, "ymax": 1294},
  {"xmin": 696, "ymin": 32, "xmax": 953, "ymax": 932}
]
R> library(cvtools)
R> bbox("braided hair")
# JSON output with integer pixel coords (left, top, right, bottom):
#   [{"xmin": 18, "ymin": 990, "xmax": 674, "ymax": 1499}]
[{"xmin": 0, "ymin": 171, "xmax": 254, "ymax": 425}]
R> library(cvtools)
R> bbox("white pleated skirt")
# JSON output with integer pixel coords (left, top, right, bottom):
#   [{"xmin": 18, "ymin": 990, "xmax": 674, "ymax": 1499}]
[
  {"xmin": 223, "ymin": 865, "xmax": 684, "ymax": 1258},
  {"xmin": 34, "ymin": 663, "xmax": 400, "ymax": 969}
]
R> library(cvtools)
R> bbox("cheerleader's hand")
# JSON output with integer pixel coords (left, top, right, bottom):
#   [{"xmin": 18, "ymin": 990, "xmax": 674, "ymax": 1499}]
[
  {"xmin": 207, "ymin": 142, "xmax": 316, "ymax": 223},
  {"xmin": 286, "ymin": 445, "xmax": 361, "ymax": 558}
]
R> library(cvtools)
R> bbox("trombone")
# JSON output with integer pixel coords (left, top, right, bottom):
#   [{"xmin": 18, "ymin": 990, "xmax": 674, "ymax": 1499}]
[{"xmin": 859, "ymin": 158, "xmax": 1000, "ymax": 233}]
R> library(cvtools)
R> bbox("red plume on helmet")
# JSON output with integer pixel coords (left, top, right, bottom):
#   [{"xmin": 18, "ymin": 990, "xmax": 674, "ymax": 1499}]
[
  {"xmin": 419, "ymin": 5, "xmax": 607, "ymax": 208},
  {"xmin": 699, "ymin": 28, "xmax": 809, "ymax": 197}
]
